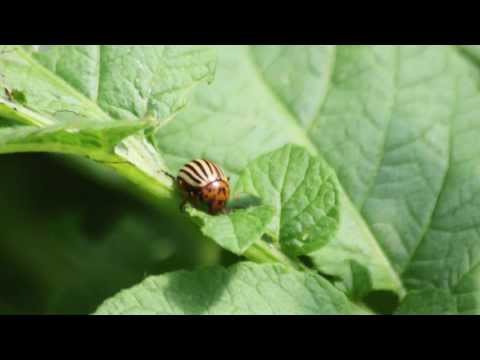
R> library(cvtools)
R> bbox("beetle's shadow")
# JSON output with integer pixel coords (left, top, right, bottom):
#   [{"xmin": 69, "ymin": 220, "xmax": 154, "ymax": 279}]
[{"xmin": 227, "ymin": 193, "xmax": 262, "ymax": 211}]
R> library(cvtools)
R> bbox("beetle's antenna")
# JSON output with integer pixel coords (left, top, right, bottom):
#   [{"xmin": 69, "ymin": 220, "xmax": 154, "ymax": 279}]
[{"xmin": 162, "ymin": 170, "xmax": 176, "ymax": 181}]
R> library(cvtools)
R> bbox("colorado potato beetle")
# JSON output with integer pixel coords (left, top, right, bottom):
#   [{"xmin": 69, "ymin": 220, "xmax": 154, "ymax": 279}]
[{"xmin": 166, "ymin": 159, "xmax": 230, "ymax": 215}]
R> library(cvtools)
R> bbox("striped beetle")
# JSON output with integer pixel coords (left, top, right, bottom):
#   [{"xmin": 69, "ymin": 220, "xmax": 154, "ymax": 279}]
[{"xmin": 165, "ymin": 159, "xmax": 230, "ymax": 215}]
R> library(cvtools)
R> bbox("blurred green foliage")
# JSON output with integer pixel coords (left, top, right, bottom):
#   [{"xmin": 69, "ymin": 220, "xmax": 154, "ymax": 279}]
[{"xmin": 0, "ymin": 152, "xmax": 235, "ymax": 314}]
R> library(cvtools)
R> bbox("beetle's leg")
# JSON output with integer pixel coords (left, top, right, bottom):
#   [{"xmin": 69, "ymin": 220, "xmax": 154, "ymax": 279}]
[
  {"xmin": 180, "ymin": 192, "xmax": 193, "ymax": 212},
  {"xmin": 180, "ymin": 190, "xmax": 197, "ymax": 213}
]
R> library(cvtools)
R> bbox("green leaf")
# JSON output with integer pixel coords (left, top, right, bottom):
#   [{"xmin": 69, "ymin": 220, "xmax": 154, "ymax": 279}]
[
  {"xmin": 155, "ymin": 45, "xmax": 480, "ymax": 313},
  {"xmin": 235, "ymin": 144, "xmax": 339, "ymax": 256},
  {"xmin": 94, "ymin": 262, "xmax": 368, "ymax": 315},
  {"xmin": 186, "ymin": 205, "xmax": 275, "ymax": 255}
]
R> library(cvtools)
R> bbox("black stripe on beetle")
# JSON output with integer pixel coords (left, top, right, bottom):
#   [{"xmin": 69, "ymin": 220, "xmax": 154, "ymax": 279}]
[
  {"xmin": 204, "ymin": 159, "xmax": 215, "ymax": 176},
  {"xmin": 192, "ymin": 160, "xmax": 210, "ymax": 178}
]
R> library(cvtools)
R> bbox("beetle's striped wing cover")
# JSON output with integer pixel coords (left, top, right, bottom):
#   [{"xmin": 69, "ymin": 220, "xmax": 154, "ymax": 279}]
[{"xmin": 178, "ymin": 159, "xmax": 227, "ymax": 187}]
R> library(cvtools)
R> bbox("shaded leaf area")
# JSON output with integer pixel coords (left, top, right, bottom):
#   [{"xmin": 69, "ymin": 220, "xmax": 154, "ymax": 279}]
[
  {"xmin": 95, "ymin": 262, "xmax": 367, "ymax": 315},
  {"xmin": 0, "ymin": 153, "xmax": 227, "ymax": 314},
  {"xmin": 156, "ymin": 45, "xmax": 480, "ymax": 313}
]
